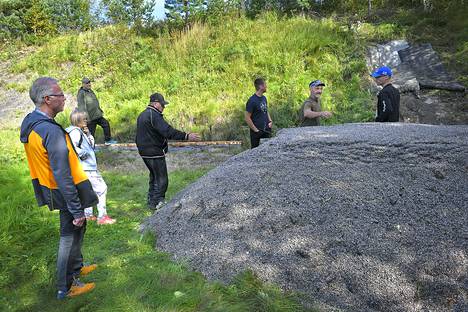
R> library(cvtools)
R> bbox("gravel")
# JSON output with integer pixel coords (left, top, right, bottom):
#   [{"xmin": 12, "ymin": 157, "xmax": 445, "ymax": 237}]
[{"xmin": 142, "ymin": 123, "xmax": 468, "ymax": 311}]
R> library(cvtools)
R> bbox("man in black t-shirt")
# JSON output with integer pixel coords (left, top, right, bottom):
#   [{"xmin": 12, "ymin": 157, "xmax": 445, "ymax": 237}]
[
  {"xmin": 371, "ymin": 66, "xmax": 400, "ymax": 122},
  {"xmin": 245, "ymin": 78, "xmax": 273, "ymax": 148}
]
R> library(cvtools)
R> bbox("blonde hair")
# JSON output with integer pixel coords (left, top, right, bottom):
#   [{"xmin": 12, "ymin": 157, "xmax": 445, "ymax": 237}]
[{"xmin": 70, "ymin": 109, "xmax": 89, "ymax": 127}]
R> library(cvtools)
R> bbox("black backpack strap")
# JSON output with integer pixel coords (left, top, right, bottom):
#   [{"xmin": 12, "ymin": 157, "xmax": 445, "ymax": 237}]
[
  {"xmin": 67, "ymin": 127, "xmax": 85, "ymax": 149},
  {"xmin": 77, "ymin": 131, "xmax": 84, "ymax": 149}
]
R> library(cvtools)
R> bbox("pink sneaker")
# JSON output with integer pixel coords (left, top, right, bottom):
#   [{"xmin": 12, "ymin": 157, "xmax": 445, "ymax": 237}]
[{"xmin": 97, "ymin": 215, "xmax": 116, "ymax": 225}]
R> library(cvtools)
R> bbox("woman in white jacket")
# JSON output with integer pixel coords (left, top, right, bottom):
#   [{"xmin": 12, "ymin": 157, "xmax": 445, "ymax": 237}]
[{"xmin": 66, "ymin": 109, "xmax": 116, "ymax": 225}]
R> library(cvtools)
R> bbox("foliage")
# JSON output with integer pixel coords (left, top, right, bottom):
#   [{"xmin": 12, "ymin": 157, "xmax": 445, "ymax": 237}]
[
  {"xmin": 165, "ymin": 0, "xmax": 207, "ymax": 28},
  {"xmin": 42, "ymin": 0, "xmax": 94, "ymax": 32},
  {"xmin": 100, "ymin": 0, "xmax": 157, "ymax": 27},
  {"xmin": 0, "ymin": 0, "xmax": 157, "ymax": 41},
  {"xmin": 10, "ymin": 14, "xmax": 375, "ymax": 142},
  {"xmin": 388, "ymin": 2, "xmax": 468, "ymax": 85},
  {"xmin": 0, "ymin": 0, "xmax": 30, "ymax": 40},
  {"xmin": 0, "ymin": 0, "xmax": 94, "ymax": 41},
  {"xmin": 23, "ymin": 0, "xmax": 56, "ymax": 36},
  {"xmin": 206, "ymin": 0, "xmax": 243, "ymax": 21}
]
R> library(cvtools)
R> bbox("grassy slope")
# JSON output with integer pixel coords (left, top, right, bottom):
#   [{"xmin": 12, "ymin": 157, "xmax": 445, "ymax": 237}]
[
  {"xmin": 0, "ymin": 132, "xmax": 310, "ymax": 311},
  {"xmin": 7, "ymin": 13, "xmax": 376, "ymax": 142},
  {"xmin": 387, "ymin": 5, "xmax": 468, "ymax": 86}
]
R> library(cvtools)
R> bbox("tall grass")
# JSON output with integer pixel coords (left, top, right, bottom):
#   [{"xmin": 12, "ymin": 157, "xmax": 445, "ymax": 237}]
[{"xmin": 11, "ymin": 13, "xmax": 375, "ymax": 142}]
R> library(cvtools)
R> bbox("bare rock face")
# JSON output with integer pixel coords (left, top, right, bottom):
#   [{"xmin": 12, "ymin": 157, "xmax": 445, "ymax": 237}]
[{"xmin": 143, "ymin": 123, "xmax": 468, "ymax": 312}]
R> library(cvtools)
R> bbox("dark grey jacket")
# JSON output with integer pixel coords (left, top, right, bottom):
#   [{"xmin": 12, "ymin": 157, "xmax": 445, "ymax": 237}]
[{"xmin": 135, "ymin": 106, "xmax": 188, "ymax": 158}]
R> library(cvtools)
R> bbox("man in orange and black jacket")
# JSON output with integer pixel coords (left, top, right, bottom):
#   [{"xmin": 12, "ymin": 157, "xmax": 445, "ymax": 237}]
[{"xmin": 20, "ymin": 77, "xmax": 98, "ymax": 300}]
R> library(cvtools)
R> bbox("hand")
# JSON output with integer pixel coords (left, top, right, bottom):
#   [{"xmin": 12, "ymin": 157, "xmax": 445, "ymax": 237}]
[
  {"xmin": 82, "ymin": 126, "xmax": 90, "ymax": 134},
  {"xmin": 268, "ymin": 121, "xmax": 273, "ymax": 129},
  {"xmin": 73, "ymin": 216, "xmax": 86, "ymax": 227},
  {"xmin": 188, "ymin": 133, "xmax": 201, "ymax": 141},
  {"xmin": 321, "ymin": 111, "xmax": 332, "ymax": 118}
]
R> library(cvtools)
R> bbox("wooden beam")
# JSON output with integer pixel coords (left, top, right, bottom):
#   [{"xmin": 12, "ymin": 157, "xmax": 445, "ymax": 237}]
[{"xmin": 96, "ymin": 141, "xmax": 242, "ymax": 148}]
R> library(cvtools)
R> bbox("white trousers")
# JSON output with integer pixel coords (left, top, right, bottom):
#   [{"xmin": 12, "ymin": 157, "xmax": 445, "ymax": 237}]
[{"xmin": 84, "ymin": 170, "xmax": 108, "ymax": 218}]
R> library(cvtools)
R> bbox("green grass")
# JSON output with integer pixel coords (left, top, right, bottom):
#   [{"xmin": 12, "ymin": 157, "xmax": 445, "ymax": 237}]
[
  {"xmin": 0, "ymin": 129, "xmax": 311, "ymax": 312},
  {"xmin": 8, "ymin": 13, "xmax": 376, "ymax": 142}
]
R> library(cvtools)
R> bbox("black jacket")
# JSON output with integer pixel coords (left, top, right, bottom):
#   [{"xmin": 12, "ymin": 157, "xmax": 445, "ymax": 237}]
[
  {"xmin": 135, "ymin": 106, "xmax": 188, "ymax": 158},
  {"xmin": 376, "ymin": 84, "xmax": 400, "ymax": 122}
]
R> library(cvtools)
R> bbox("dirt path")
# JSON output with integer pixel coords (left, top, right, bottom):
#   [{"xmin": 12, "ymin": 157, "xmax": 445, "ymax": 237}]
[
  {"xmin": 97, "ymin": 144, "xmax": 244, "ymax": 173},
  {"xmin": 0, "ymin": 55, "xmax": 78, "ymax": 130},
  {"xmin": 0, "ymin": 58, "xmax": 32, "ymax": 130}
]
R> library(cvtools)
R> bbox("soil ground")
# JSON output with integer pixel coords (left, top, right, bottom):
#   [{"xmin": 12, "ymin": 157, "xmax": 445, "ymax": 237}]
[{"xmin": 97, "ymin": 144, "xmax": 244, "ymax": 174}]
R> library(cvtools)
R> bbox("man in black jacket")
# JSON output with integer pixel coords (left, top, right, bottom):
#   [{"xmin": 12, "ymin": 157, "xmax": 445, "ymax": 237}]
[
  {"xmin": 136, "ymin": 93, "xmax": 200, "ymax": 210},
  {"xmin": 371, "ymin": 66, "xmax": 400, "ymax": 122}
]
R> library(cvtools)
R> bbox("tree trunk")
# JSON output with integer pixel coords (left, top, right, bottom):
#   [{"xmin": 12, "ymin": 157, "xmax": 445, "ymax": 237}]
[
  {"xmin": 422, "ymin": 0, "xmax": 433, "ymax": 12},
  {"xmin": 184, "ymin": 0, "xmax": 189, "ymax": 30},
  {"xmin": 368, "ymin": 0, "xmax": 372, "ymax": 17}
]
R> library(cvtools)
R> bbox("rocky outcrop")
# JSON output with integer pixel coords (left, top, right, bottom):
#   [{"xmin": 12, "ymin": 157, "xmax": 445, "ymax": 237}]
[{"xmin": 143, "ymin": 123, "xmax": 468, "ymax": 311}]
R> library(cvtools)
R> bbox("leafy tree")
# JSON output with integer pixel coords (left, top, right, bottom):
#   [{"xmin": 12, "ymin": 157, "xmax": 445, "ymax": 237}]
[
  {"xmin": 101, "ymin": 0, "xmax": 156, "ymax": 27},
  {"xmin": 0, "ymin": 0, "xmax": 30, "ymax": 40},
  {"xmin": 42, "ymin": 0, "xmax": 94, "ymax": 31},
  {"xmin": 206, "ymin": 0, "xmax": 243, "ymax": 16},
  {"xmin": 165, "ymin": 0, "xmax": 207, "ymax": 28},
  {"xmin": 23, "ymin": 0, "xmax": 56, "ymax": 36}
]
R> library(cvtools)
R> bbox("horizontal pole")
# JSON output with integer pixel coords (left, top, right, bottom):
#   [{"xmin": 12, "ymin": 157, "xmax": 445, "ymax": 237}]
[{"xmin": 95, "ymin": 141, "xmax": 242, "ymax": 148}]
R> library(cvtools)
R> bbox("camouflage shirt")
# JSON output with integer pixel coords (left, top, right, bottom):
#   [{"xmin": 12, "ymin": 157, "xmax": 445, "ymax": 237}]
[{"xmin": 299, "ymin": 95, "xmax": 321, "ymax": 127}]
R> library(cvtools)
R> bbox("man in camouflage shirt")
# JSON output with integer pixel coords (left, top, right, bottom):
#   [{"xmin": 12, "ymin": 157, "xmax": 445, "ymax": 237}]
[{"xmin": 299, "ymin": 80, "xmax": 332, "ymax": 127}]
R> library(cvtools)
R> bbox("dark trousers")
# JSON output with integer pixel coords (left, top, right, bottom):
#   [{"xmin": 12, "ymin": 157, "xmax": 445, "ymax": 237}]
[
  {"xmin": 250, "ymin": 129, "xmax": 271, "ymax": 149},
  {"xmin": 88, "ymin": 117, "xmax": 112, "ymax": 142},
  {"xmin": 57, "ymin": 210, "xmax": 86, "ymax": 291},
  {"xmin": 143, "ymin": 157, "xmax": 168, "ymax": 208}
]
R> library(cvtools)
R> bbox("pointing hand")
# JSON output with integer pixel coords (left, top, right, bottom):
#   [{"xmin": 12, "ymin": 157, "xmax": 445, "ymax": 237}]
[{"xmin": 188, "ymin": 133, "xmax": 201, "ymax": 141}]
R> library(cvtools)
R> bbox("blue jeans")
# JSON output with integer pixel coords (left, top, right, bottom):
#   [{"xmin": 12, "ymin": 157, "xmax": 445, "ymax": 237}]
[{"xmin": 57, "ymin": 210, "xmax": 86, "ymax": 291}]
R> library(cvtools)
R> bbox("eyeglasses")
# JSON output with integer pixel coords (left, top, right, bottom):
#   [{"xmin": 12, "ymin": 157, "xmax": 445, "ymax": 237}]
[{"xmin": 46, "ymin": 93, "xmax": 65, "ymax": 98}]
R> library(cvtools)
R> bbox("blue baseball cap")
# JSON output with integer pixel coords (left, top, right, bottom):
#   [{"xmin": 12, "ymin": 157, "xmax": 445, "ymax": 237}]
[
  {"xmin": 370, "ymin": 66, "xmax": 392, "ymax": 78},
  {"xmin": 309, "ymin": 80, "xmax": 325, "ymax": 87}
]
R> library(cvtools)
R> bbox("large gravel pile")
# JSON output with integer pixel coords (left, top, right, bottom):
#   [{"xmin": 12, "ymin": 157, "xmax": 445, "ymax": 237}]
[{"xmin": 142, "ymin": 123, "xmax": 468, "ymax": 311}]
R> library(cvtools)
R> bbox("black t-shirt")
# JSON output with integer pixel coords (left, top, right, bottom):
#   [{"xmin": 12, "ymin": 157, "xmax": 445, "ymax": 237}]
[
  {"xmin": 376, "ymin": 84, "xmax": 400, "ymax": 122},
  {"xmin": 246, "ymin": 94, "xmax": 269, "ymax": 131}
]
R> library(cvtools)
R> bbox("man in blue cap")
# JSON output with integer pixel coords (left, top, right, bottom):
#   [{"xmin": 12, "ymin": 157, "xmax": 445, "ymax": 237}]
[
  {"xmin": 299, "ymin": 80, "xmax": 332, "ymax": 127},
  {"xmin": 371, "ymin": 66, "xmax": 400, "ymax": 122}
]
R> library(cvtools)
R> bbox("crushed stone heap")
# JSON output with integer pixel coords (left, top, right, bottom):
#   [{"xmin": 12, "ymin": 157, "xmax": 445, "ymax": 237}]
[{"xmin": 143, "ymin": 123, "xmax": 468, "ymax": 311}]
